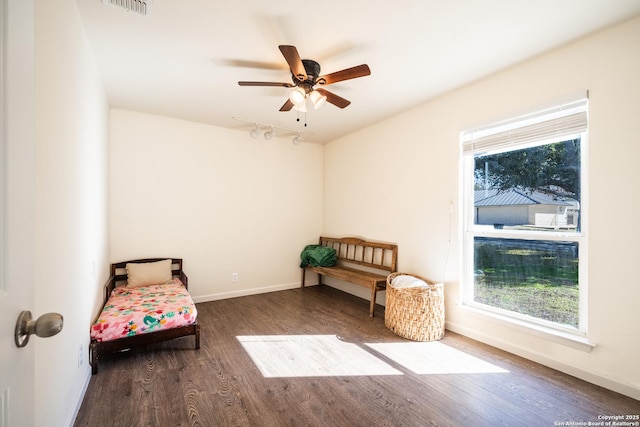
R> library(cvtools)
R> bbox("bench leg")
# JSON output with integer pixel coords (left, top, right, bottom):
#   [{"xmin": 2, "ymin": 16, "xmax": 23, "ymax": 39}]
[
  {"xmin": 318, "ymin": 273, "xmax": 323, "ymax": 286},
  {"xmin": 301, "ymin": 269, "xmax": 306, "ymax": 288},
  {"xmin": 369, "ymin": 285, "xmax": 377, "ymax": 318}
]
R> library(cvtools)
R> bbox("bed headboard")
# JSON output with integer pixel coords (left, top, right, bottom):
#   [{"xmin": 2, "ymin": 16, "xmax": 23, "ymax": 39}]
[
  {"xmin": 105, "ymin": 258, "xmax": 188, "ymax": 302},
  {"xmin": 111, "ymin": 257, "xmax": 184, "ymax": 282}
]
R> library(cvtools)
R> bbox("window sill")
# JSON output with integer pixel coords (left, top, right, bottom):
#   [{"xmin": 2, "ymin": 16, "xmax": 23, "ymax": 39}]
[{"xmin": 457, "ymin": 304, "xmax": 596, "ymax": 353}]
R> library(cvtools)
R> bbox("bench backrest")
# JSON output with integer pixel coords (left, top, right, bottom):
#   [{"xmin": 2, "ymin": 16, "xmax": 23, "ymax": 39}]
[{"xmin": 319, "ymin": 236, "xmax": 398, "ymax": 272}]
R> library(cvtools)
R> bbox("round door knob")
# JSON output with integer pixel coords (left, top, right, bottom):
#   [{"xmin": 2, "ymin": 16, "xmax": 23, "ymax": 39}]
[{"xmin": 14, "ymin": 310, "xmax": 64, "ymax": 348}]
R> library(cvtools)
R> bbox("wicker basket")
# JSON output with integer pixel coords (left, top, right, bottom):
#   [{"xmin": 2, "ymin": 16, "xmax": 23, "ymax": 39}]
[{"xmin": 384, "ymin": 272, "xmax": 445, "ymax": 341}]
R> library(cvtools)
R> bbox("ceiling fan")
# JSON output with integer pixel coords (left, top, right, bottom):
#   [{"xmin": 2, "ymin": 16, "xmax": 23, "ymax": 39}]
[{"xmin": 238, "ymin": 45, "xmax": 371, "ymax": 112}]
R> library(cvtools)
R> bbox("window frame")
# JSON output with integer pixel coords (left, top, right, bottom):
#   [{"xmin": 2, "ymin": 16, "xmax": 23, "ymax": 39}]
[{"xmin": 460, "ymin": 100, "xmax": 589, "ymax": 337}]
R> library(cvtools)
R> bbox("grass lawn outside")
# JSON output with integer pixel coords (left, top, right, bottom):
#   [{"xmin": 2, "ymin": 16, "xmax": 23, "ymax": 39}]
[
  {"xmin": 473, "ymin": 238, "xmax": 580, "ymax": 329},
  {"xmin": 474, "ymin": 276, "xmax": 579, "ymax": 328}
]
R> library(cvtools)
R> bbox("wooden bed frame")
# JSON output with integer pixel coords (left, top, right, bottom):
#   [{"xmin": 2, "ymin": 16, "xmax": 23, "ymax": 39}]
[{"xmin": 89, "ymin": 258, "xmax": 200, "ymax": 374}]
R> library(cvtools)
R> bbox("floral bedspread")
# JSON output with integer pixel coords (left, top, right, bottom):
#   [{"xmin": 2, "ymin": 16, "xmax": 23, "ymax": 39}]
[{"xmin": 90, "ymin": 278, "xmax": 197, "ymax": 342}]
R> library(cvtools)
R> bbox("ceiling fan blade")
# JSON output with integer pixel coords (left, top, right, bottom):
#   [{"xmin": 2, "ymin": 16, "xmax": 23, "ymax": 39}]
[
  {"xmin": 216, "ymin": 58, "xmax": 287, "ymax": 71},
  {"xmin": 238, "ymin": 81, "xmax": 294, "ymax": 87},
  {"xmin": 316, "ymin": 88, "xmax": 351, "ymax": 109},
  {"xmin": 279, "ymin": 45, "xmax": 307, "ymax": 82},
  {"xmin": 279, "ymin": 99, "xmax": 294, "ymax": 112},
  {"xmin": 316, "ymin": 64, "xmax": 371, "ymax": 85}
]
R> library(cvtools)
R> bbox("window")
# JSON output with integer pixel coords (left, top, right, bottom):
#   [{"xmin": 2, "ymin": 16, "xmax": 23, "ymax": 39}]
[{"xmin": 461, "ymin": 98, "xmax": 588, "ymax": 334}]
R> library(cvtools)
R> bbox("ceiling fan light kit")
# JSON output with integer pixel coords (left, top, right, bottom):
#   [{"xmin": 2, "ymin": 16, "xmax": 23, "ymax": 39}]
[
  {"xmin": 238, "ymin": 45, "xmax": 370, "ymax": 116},
  {"xmin": 309, "ymin": 90, "xmax": 327, "ymax": 109},
  {"xmin": 293, "ymin": 101, "xmax": 307, "ymax": 113},
  {"xmin": 289, "ymin": 87, "xmax": 306, "ymax": 105}
]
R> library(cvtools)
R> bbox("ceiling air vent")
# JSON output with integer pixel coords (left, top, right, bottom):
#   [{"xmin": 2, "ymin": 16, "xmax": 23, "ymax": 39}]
[{"xmin": 101, "ymin": 0, "xmax": 152, "ymax": 16}]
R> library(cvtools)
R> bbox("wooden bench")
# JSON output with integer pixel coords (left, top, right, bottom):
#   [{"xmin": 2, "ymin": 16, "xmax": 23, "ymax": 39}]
[{"xmin": 301, "ymin": 237, "xmax": 398, "ymax": 317}]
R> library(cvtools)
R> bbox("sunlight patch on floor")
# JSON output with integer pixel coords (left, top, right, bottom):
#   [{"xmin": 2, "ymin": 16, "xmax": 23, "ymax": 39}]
[
  {"xmin": 237, "ymin": 335, "xmax": 403, "ymax": 378},
  {"xmin": 365, "ymin": 341, "xmax": 510, "ymax": 375}
]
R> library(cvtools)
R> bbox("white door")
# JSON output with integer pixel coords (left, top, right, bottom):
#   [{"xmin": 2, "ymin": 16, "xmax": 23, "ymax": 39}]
[{"xmin": 0, "ymin": 0, "xmax": 36, "ymax": 425}]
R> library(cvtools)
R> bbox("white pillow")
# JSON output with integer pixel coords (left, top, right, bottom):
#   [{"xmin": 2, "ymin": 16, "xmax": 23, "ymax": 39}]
[
  {"xmin": 391, "ymin": 275, "xmax": 428, "ymax": 289},
  {"xmin": 126, "ymin": 259, "xmax": 173, "ymax": 288}
]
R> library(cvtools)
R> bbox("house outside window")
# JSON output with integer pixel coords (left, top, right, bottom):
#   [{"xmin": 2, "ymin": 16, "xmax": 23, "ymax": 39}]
[{"xmin": 461, "ymin": 98, "xmax": 588, "ymax": 335}]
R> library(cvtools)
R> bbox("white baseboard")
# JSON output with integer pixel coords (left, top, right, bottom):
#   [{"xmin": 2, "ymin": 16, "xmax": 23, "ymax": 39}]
[
  {"xmin": 446, "ymin": 320, "xmax": 640, "ymax": 401},
  {"xmin": 192, "ymin": 282, "xmax": 307, "ymax": 303},
  {"xmin": 67, "ymin": 366, "xmax": 92, "ymax": 427}
]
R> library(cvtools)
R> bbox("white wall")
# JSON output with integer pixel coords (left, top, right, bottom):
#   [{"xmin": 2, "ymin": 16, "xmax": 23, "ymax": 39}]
[
  {"xmin": 34, "ymin": 0, "xmax": 110, "ymax": 425},
  {"xmin": 324, "ymin": 17, "xmax": 640, "ymax": 399},
  {"xmin": 109, "ymin": 110, "xmax": 323, "ymax": 300}
]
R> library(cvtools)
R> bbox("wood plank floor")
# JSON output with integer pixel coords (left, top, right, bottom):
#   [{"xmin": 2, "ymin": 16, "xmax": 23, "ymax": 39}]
[{"xmin": 74, "ymin": 285, "xmax": 639, "ymax": 426}]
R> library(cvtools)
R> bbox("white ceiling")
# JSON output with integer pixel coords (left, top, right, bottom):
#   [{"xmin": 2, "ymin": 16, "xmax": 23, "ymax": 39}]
[{"xmin": 76, "ymin": 0, "xmax": 640, "ymax": 144}]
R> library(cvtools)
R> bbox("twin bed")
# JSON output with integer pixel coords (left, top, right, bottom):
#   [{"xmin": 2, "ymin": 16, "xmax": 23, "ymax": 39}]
[{"xmin": 90, "ymin": 258, "xmax": 200, "ymax": 374}]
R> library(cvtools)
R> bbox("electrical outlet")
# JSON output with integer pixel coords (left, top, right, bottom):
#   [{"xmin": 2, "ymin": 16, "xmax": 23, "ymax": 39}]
[
  {"xmin": 78, "ymin": 345, "xmax": 83, "ymax": 368},
  {"xmin": 232, "ymin": 273, "xmax": 238, "ymax": 283}
]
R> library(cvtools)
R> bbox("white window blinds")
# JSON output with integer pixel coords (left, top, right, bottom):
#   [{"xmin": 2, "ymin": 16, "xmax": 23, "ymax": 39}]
[{"xmin": 462, "ymin": 97, "xmax": 588, "ymax": 156}]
